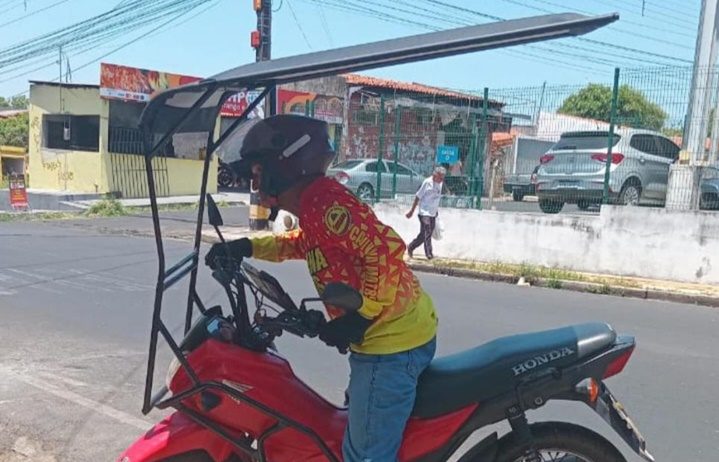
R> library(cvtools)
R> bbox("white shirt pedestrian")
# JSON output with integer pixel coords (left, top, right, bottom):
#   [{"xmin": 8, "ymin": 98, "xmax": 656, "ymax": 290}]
[{"xmin": 416, "ymin": 176, "xmax": 443, "ymax": 217}]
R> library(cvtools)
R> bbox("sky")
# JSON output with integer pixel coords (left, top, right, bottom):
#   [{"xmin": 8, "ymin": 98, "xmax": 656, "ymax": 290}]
[{"xmin": 0, "ymin": 0, "xmax": 702, "ymax": 98}]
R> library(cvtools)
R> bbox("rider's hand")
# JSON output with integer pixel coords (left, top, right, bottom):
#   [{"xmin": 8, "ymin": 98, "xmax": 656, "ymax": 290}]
[
  {"xmin": 319, "ymin": 311, "xmax": 373, "ymax": 352},
  {"xmin": 205, "ymin": 238, "xmax": 253, "ymax": 269}
]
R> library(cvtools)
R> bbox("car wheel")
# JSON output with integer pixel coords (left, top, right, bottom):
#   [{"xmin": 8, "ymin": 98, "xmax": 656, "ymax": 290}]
[
  {"xmin": 357, "ymin": 183, "xmax": 375, "ymax": 202},
  {"xmin": 512, "ymin": 191, "xmax": 524, "ymax": 202},
  {"xmin": 218, "ymin": 165, "xmax": 235, "ymax": 189},
  {"xmin": 619, "ymin": 181, "xmax": 641, "ymax": 206},
  {"xmin": 577, "ymin": 200, "xmax": 591, "ymax": 211},
  {"xmin": 700, "ymin": 192, "xmax": 719, "ymax": 210},
  {"xmin": 538, "ymin": 199, "xmax": 564, "ymax": 214}
]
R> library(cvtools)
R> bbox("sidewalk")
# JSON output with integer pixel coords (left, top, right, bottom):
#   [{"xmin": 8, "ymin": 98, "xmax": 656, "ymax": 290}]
[
  {"xmin": 68, "ymin": 192, "xmax": 250, "ymax": 209},
  {"xmin": 205, "ymin": 228, "xmax": 719, "ymax": 308}
]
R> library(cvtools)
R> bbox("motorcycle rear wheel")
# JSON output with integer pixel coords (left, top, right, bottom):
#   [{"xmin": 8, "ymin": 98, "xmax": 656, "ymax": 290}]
[{"xmin": 494, "ymin": 422, "xmax": 626, "ymax": 462}]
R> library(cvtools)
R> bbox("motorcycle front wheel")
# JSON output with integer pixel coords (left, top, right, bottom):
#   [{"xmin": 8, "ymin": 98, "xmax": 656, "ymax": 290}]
[{"xmin": 494, "ymin": 422, "xmax": 626, "ymax": 462}]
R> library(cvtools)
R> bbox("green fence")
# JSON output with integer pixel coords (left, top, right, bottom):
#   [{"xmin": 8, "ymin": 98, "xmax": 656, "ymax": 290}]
[{"xmin": 337, "ymin": 66, "xmax": 719, "ymax": 213}]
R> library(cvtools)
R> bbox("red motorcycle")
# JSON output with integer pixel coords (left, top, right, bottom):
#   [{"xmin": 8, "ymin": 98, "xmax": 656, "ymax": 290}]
[
  {"xmin": 117, "ymin": 11, "xmax": 649, "ymax": 461},
  {"xmin": 120, "ymin": 194, "xmax": 653, "ymax": 462}
]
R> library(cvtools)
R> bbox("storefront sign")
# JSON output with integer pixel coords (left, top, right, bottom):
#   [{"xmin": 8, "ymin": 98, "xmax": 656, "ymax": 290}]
[
  {"xmin": 9, "ymin": 174, "xmax": 28, "ymax": 210},
  {"xmin": 100, "ymin": 63, "xmax": 262, "ymax": 117}
]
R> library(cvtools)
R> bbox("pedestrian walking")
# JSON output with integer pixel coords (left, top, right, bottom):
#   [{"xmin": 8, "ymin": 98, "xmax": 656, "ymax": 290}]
[{"xmin": 406, "ymin": 166, "xmax": 446, "ymax": 259}]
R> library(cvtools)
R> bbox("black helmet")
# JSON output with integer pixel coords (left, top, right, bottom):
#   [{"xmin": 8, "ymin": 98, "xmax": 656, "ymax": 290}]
[{"xmin": 229, "ymin": 114, "xmax": 335, "ymax": 196}]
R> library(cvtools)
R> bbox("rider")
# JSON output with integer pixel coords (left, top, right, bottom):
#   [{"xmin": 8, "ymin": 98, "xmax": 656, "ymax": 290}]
[{"xmin": 206, "ymin": 114, "xmax": 438, "ymax": 461}]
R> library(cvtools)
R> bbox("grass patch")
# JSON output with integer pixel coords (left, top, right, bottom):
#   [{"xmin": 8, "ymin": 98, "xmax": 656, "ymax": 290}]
[
  {"xmin": 428, "ymin": 258, "xmax": 641, "ymax": 289},
  {"xmin": 85, "ymin": 197, "xmax": 127, "ymax": 217},
  {"xmin": 0, "ymin": 211, "xmax": 79, "ymax": 222}
]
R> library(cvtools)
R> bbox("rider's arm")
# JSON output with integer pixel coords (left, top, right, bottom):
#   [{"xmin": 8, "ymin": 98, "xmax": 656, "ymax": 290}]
[{"xmin": 250, "ymin": 228, "xmax": 305, "ymax": 262}]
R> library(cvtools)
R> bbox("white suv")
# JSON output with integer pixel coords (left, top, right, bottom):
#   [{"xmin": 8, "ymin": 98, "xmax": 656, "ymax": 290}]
[{"xmin": 535, "ymin": 129, "xmax": 680, "ymax": 213}]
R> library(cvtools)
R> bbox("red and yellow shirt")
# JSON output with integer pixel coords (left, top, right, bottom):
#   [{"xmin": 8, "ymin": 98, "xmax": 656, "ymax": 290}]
[{"xmin": 251, "ymin": 177, "xmax": 438, "ymax": 354}]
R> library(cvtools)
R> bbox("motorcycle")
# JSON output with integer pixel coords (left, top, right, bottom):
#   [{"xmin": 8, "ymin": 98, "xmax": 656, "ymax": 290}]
[
  {"xmin": 120, "ymin": 194, "xmax": 653, "ymax": 462},
  {"xmin": 116, "ymin": 11, "xmax": 650, "ymax": 462}
]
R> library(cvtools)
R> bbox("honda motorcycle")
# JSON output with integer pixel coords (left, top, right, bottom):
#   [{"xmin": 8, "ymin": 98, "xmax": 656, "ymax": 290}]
[{"xmin": 116, "ymin": 10, "xmax": 650, "ymax": 462}]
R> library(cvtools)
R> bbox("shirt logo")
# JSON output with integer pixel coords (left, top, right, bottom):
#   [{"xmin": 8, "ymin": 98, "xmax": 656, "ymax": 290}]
[
  {"xmin": 307, "ymin": 247, "xmax": 329, "ymax": 275},
  {"xmin": 324, "ymin": 205, "xmax": 352, "ymax": 236}
]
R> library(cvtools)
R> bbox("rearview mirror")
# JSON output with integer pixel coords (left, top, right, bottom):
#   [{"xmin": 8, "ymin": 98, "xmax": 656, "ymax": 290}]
[
  {"xmin": 321, "ymin": 282, "xmax": 363, "ymax": 312},
  {"xmin": 206, "ymin": 194, "xmax": 224, "ymax": 227}
]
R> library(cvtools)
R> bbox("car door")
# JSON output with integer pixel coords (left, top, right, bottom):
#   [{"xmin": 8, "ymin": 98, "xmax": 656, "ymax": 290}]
[
  {"xmin": 364, "ymin": 160, "xmax": 389, "ymax": 197},
  {"xmin": 653, "ymin": 135, "xmax": 680, "ymax": 201},
  {"xmin": 628, "ymin": 134, "xmax": 663, "ymax": 200},
  {"xmin": 387, "ymin": 161, "xmax": 415, "ymax": 194}
]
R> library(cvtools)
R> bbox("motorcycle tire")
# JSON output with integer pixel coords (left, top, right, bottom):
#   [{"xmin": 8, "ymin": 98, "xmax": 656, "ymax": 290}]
[{"xmin": 493, "ymin": 421, "xmax": 626, "ymax": 462}]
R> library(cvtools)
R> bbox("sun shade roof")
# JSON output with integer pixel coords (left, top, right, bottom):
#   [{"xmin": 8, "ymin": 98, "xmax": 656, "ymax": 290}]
[{"xmin": 139, "ymin": 12, "xmax": 618, "ymax": 156}]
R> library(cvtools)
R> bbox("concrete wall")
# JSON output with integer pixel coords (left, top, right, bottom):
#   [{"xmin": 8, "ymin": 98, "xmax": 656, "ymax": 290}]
[
  {"xmin": 28, "ymin": 84, "xmax": 108, "ymax": 193},
  {"xmin": 374, "ymin": 203, "xmax": 719, "ymax": 284}
]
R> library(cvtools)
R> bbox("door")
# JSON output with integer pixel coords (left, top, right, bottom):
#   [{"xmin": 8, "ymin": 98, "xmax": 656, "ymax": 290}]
[
  {"xmin": 364, "ymin": 160, "xmax": 389, "ymax": 197},
  {"xmin": 653, "ymin": 135, "xmax": 680, "ymax": 202},
  {"xmin": 628, "ymin": 134, "xmax": 664, "ymax": 200},
  {"xmin": 387, "ymin": 161, "xmax": 415, "ymax": 194}
]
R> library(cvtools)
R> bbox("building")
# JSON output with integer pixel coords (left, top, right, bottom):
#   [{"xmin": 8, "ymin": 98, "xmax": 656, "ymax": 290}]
[
  {"xmin": 281, "ymin": 74, "xmax": 509, "ymax": 184},
  {"xmin": 27, "ymin": 80, "xmax": 217, "ymax": 198}
]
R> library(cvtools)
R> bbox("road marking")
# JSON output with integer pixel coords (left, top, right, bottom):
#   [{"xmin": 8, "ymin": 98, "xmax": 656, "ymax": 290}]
[{"xmin": 2, "ymin": 368, "xmax": 150, "ymax": 431}]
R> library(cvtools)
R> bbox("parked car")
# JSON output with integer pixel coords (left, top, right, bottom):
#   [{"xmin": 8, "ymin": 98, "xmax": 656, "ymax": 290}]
[
  {"xmin": 504, "ymin": 165, "xmax": 540, "ymax": 201},
  {"xmin": 327, "ymin": 159, "xmax": 424, "ymax": 201},
  {"xmin": 701, "ymin": 166, "xmax": 719, "ymax": 210},
  {"xmin": 535, "ymin": 129, "xmax": 680, "ymax": 213}
]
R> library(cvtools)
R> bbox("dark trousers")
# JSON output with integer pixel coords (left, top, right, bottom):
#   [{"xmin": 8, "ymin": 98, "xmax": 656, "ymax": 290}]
[{"xmin": 408, "ymin": 215, "xmax": 436, "ymax": 258}]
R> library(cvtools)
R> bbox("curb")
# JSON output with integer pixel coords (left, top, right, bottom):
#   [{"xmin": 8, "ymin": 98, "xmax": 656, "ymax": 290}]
[{"xmin": 408, "ymin": 263, "xmax": 719, "ymax": 308}]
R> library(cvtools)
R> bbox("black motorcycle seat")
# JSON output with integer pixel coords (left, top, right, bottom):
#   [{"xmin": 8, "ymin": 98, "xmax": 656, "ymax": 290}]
[{"xmin": 412, "ymin": 323, "xmax": 616, "ymax": 418}]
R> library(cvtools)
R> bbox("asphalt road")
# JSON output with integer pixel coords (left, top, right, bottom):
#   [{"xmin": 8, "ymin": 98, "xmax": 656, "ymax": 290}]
[{"xmin": 0, "ymin": 218, "xmax": 717, "ymax": 461}]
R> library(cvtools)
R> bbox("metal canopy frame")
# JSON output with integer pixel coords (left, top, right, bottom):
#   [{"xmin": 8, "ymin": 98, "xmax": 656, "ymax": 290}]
[{"xmin": 138, "ymin": 11, "xmax": 618, "ymax": 460}]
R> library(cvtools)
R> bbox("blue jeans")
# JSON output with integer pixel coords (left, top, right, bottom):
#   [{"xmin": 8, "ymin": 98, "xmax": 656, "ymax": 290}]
[{"xmin": 342, "ymin": 338, "xmax": 437, "ymax": 462}]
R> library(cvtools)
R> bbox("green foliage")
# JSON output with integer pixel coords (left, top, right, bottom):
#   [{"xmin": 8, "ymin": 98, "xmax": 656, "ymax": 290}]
[
  {"xmin": 85, "ymin": 197, "xmax": 127, "ymax": 217},
  {"xmin": 558, "ymin": 83, "xmax": 667, "ymax": 131},
  {"xmin": 0, "ymin": 112, "xmax": 29, "ymax": 147},
  {"xmin": 0, "ymin": 95, "xmax": 28, "ymax": 110}
]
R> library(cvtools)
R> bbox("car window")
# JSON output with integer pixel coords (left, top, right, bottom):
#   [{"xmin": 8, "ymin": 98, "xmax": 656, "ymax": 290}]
[
  {"xmin": 553, "ymin": 131, "xmax": 621, "ymax": 150},
  {"xmin": 365, "ymin": 161, "xmax": 387, "ymax": 173},
  {"xmin": 333, "ymin": 160, "xmax": 364, "ymax": 169},
  {"xmin": 630, "ymin": 134, "xmax": 661, "ymax": 156},
  {"xmin": 654, "ymin": 136, "xmax": 680, "ymax": 160},
  {"xmin": 387, "ymin": 162, "xmax": 412, "ymax": 175}
]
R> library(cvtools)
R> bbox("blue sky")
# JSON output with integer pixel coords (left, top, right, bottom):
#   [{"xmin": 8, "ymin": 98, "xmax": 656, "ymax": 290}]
[{"xmin": 0, "ymin": 0, "xmax": 701, "ymax": 97}]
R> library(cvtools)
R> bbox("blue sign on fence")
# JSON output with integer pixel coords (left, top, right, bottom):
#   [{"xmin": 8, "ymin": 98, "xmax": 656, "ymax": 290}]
[{"xmin": 436, "ymin": 145, "xmax": 460, "ymax": 164}]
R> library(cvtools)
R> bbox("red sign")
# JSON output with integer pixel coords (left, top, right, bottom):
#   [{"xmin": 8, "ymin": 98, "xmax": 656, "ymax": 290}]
[
  {"xmin": 100, "ymin": 63, "xmax": 262, "ymax": 117},
  {"xmin": 9, "ymin": 174, "xmax": 28, "ymax": 210}
]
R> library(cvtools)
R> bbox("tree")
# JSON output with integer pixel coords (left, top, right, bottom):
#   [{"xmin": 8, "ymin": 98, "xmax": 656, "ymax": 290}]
[
  {"xmin": 558, "ymin": 83, "xmax": 667, "ymax": 131},
  {"xmin": 0, "ymin": 95, "xmax": 28, "ymax": 110},
  {"xmin": 0, "ymin": 112, "xmax": 29, "ymax": 147}
]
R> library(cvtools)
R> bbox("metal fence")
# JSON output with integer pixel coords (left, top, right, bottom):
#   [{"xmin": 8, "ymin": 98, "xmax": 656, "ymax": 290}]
[{"xmin": 337, "ymin": 66, "xmax": 719, "ymax": 214}]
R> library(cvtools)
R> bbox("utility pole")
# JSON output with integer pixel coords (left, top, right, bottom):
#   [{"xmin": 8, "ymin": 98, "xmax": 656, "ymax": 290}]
[
  {"xmin": 669, "ymin": 0, "xmax": 719, "ymax": 209},
  {"xmin": 249, "ymin": 0, "xmax": 273, "ymax": 231}
]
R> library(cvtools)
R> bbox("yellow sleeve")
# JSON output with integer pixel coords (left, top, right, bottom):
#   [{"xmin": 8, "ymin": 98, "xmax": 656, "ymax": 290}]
[{"xmin": 250, "ymin": 229, "xmax": 305, "ymax": 262}]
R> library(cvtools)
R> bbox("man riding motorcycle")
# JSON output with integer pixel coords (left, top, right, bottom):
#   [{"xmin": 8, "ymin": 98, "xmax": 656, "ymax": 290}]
[{"xmin": 206, "ymin": 114, "xmax": 438, "ymax": 461}]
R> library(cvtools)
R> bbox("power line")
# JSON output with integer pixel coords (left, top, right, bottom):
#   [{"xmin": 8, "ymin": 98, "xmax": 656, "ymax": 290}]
[
  {"xmin": 423, "ymin": 0, "xmax": 691, "ymax": 63},
  {"xmin": 0, "ymin": 0, "xmax": 71, "ymax": 28},
  {"xmin": 286, "ymin": 0, "xmax": 313, "ymax": 49},
  {"xmin": 528, "ymin": 0, "xmax": 695, "ymax": 40},
  {"xmin": 303, "ymin": 0, "xmax": 613, "ymax": 75},
  {"xmin": 4, "ymin": 0, "xmax": 218, "ymax": 92},
  {"xmin": 316, "ymin": 1, "xmax": 334, "ymax": 47}
]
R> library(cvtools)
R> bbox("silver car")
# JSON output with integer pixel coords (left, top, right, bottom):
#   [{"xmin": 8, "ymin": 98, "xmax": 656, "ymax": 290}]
[
  {"xmin": 535, "ymin": 129, "xmax": 680, "ymax": 213},
  {"xmin": 327, "ymin": 159, "xmax": 424, "ymax": 201},
  {"xmin": 701, "ymin": 166, "xmax": 719, "ymax": 210}
]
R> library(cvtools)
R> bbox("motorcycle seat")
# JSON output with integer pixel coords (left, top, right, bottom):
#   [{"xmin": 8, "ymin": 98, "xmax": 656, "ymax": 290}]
[{"xmin": 412, "ymin": 323, "xmax": 616, "ymax": 418}]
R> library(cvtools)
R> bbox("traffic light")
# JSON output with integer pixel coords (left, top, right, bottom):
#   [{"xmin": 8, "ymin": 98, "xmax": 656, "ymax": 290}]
[
  {"xmin": 253, "ymin": 0, "xmax": 262, "ymax": 11},
  {"xmin": 251, "ymin": 30, "xmax": 260, "ymax": 49}
]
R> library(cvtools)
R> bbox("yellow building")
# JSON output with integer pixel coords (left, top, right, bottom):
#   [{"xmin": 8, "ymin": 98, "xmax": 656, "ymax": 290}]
[{"xmin": 28, "ymin": 81, "xmax": 217, "ymax": 198}]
